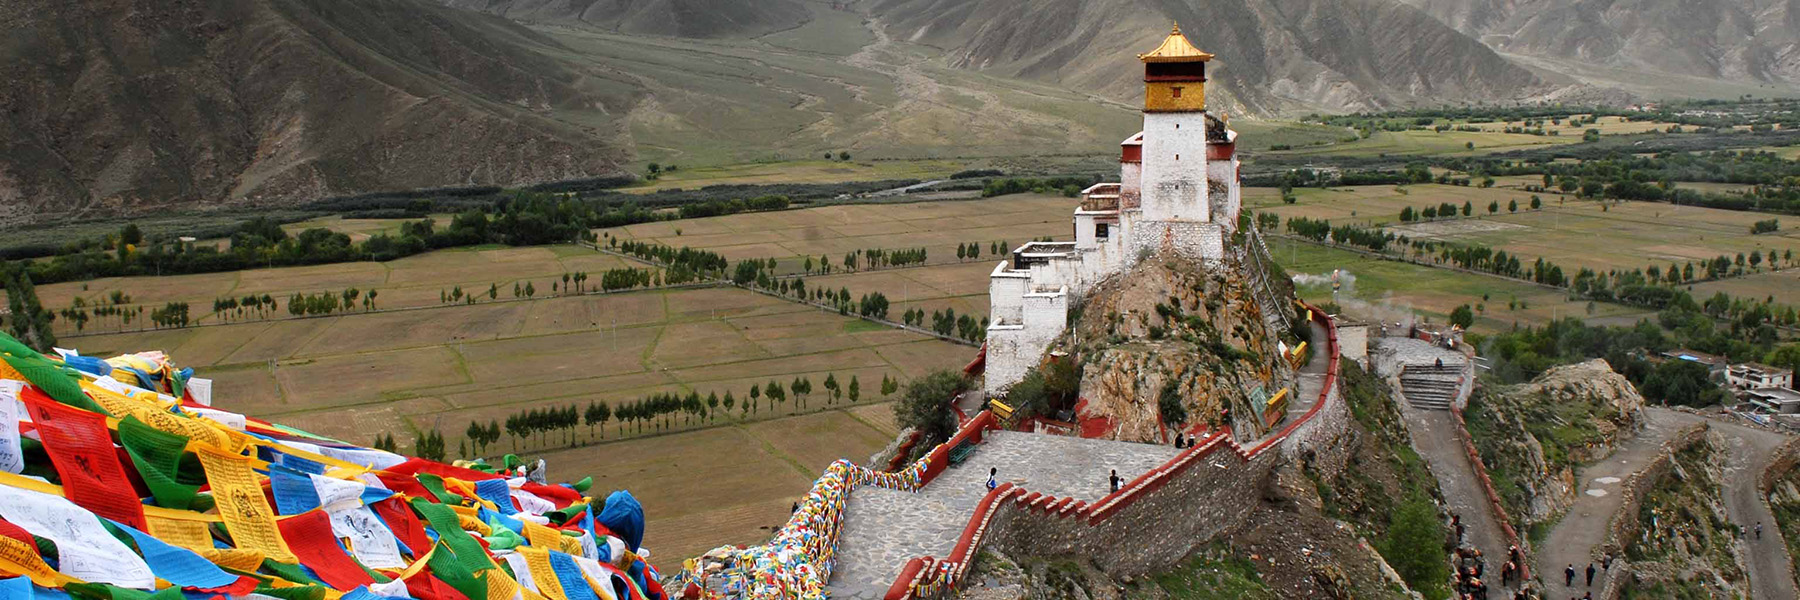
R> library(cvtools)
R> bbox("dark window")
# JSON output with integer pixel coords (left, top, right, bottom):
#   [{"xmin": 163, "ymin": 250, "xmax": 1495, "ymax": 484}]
[
  {"xmin": 1171, "ymin": 87, "xmax": 1182, "ymax": 98},
  {"xmin": 1095, "ymin": 223, "xmax": 1110, "ymax": 240}
]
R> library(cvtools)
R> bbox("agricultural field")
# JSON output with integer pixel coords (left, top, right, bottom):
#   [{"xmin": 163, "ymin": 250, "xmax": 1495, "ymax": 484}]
[
  {"xmin": 603, "ymin": 192, "xmax": 1084, "ymax": 326},
  {"xmin": 1273, "ymin": 240, "xmax": 1655, "ymax": 333},
  {"xmin": 544, "ymin": 407, "xmax": 899, "ymax": 573},
  {"xmin": 606, "ymin": 193, "xmax": 1078, "ymax": 273},
  {"xmin": 56, "ymin": 282, "xmax": 965, "ymax": 570},
  {"xmin": 1264, "ymin": 128, "xmax": 1577, "ymax": 158},
  {"xmin": 617, "ymin": 159, "xmax": 966, "ymax": 194},
  {"xmin": 29, "ymin": 244, "xmax": 645, "ymax": 336},
  {"xmin": 1247, "ymin": 186, "xmax": 1800, "ymax": 276}
]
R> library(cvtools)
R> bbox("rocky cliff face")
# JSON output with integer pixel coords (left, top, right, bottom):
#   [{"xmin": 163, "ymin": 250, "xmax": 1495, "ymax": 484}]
[
  {"xmin": 1063, "ymin": 255, "xmax": 1297, "ymax": 443},
  {"xmin": 1464, "ymin": 359, "xmax": 1646, "ymax": 525}
]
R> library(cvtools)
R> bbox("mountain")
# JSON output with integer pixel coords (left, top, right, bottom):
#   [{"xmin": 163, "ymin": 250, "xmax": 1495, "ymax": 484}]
[
  {"xmin": 1397, "ymin": 0, "xmax": 1800, "ymax": 94},
  {"xmin": 435, "ymin": 0, "xmax": 811, "ymax": 38},
  {"xmin": 869, "ymin": 0, "xmax": 1550, "ymax": 115},
  {"xmin": 0, "ymin": 0, "xmax": 637, "ymax": 222}
]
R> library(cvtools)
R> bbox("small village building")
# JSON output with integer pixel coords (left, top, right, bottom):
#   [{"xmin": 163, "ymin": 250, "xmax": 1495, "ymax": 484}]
[
  {"xmin": 1745, "ymin": 387, "xmax": 1800, "ymax": 415},
  {"xmin": 1658, "ymin": 349, "xmax": 1729, "ymax": 379},
  {"xmin": 1726, "ymin": 362, "xmax": 1794, "ymax": 391}
]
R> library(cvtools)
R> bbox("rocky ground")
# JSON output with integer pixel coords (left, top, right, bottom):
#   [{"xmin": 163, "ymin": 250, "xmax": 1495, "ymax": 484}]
[
  {"xmin": 1060, "ymin": 256, "xmax": 1300, "ymax": 443},
  {"xmin": 1462, "ymin": 359, "xmax": 1647, "ymax": 528}
]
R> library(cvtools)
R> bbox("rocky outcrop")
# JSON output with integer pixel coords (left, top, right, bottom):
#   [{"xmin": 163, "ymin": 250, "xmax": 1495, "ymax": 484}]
[
  {"xmin": 1464, "ymin": 359, "xmax": 1646, "ymax": 526},
  {"xmin": 1065, "ymin": 256, "xmax": 1297, "ymax": 442}
]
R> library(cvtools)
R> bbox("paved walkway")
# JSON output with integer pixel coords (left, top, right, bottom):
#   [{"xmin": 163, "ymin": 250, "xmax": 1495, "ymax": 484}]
[
  {"xmin": 1535, "ymin": 407, "xmax": 1702, "ymax": 595},
  {"xmin": 1710, "ymin": 418, "xmax": 1799, "ymax": 600},
  {"xmin": 1267, "ymin": 319, "xmax": 1332, "ymax": 437},
  {"xmin": 827, "ymin": 432, "xmax": 1179, "ymax": 600}
]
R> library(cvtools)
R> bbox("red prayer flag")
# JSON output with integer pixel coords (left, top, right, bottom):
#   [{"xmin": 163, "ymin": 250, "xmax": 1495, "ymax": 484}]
[
  {"xmin": 21, "ymin": 387, "xmax": 147, "ymax": 529},
  {"xmin": 371, "ymin": 497, "xmax": 432, "ymax": 559},
  {"xmin": 276, "ymin": 510, "xmax": 375, "ymax": 589}
]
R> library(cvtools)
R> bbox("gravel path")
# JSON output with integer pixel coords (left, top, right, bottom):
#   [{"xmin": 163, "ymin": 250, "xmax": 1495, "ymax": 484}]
[
  {"xmin": 1709, "ymin": 418, "xmax": 1799, "ymax": 600},
  {"xmin": 1401, "ymin": 408, "xmax": 1519, "ymax": 592},
  {"xmin": 1534, "ymin": 407, "xmax": 1703, "ymax": 595}
]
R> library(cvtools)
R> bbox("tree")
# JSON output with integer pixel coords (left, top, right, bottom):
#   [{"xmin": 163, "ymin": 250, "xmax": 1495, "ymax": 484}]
[
  {"xmin": 1381, "ymin": 493, "xmax": 1451, "ymax": 600},
  {"xmin": 882, "ymin": 374, "xmax": 899, "ymax": 396},
  {"xmin": 524, "ymin": 282, "xmax": 536, "ymax": 297},
  {"xmin": 723, "ymin": 391, "xmax": 737, "ymax": 415},
  {"xmin": 1529, "ymin": 195, "xmax": 1542, "ymax": 210},
  {"xmin": 838, "ymin": 151, "xmax": 851, "ymax": 161},
  {"xmin": 848, "ymin": 376, "xmax": 860, "ymax": 403},
  {"xmin": 490, "ymin": 283, "xmax": 499, "ymax": 299},
  {"xmin": 823, "ymin": 373, "xmax": 840, "ymax": 404},
  {"xmin": 1460, "ymin": 201, "xmax": 1472, "ymax": 216},
  {"xmin": 706, "ymin": 392, "xmax": 720, "ymax": 422},
  {"xmin": 1487, "ymin": 201, "xmax": 1498, "ymax": 214},
  {"xmin": 894, "ymin": 370, "xmax": 971, "ymax": 450},
  {"xmin": 1508, "ymin": 199, "xmax": 1518, "ymax": 213},
  {"xmin": 1449, "ymin": 304, "xmax": 1475, "ymax": 329},
  {"xmin": 1640, "ymin": 360, "xmax": 1726, "ymax": 407}
]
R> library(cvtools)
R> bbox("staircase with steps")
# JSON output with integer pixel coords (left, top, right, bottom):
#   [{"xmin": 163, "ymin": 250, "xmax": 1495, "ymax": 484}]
[{"xmin": 1399, "ymin": 363, "xmax": 1463, "ymax": 410}]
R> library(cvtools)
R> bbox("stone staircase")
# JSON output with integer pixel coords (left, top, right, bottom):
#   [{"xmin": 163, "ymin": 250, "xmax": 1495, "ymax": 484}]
[{"xmin": 1398, "ymin": 364, "xmax": 1463, "ymax": 410}]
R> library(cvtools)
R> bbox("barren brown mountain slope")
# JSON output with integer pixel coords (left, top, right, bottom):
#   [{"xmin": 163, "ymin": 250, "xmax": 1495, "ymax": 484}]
[
  {"xmin": 0, "ymin": 0, "xmax": 637, "ymax": 222},
  {"xmin": 436, "ymin": 0, "xmax": 810, "ymax": 38},
  {"xmin": 869, "ymin": 0, "xmax": 1549, "ymax": 116},
  {"xmin": 1400, "ymin": 0, "xmax": 1800, "ymax": 94}
]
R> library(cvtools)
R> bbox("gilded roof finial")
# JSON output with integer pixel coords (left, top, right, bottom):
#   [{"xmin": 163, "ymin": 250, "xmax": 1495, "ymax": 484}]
[{"xmin": 1172, "ymin": 22, "xmax": 1181, "ymax": 36}]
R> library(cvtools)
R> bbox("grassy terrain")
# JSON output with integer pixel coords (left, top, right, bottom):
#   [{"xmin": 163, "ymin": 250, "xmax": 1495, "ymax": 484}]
[
  {"xmin": 1264, "ymin": 128, "xmax": 1577, "ymax": 158},
  {"xmin": 551, "ymin": 407, "xmax": 899, "ymax": 573},
  {"xmin": 1270, "ymin": 240, "xmax": 1651, "ymax": 332},
  {"xmin": 603, "ymin": 192, "xmax": 1082, "ymax": 325},
  {"xmin": 30, "ymin": 244, "xmax": 645, "ymax": 335},
  {"xmin": 1247, "ymin": 184, "xmax": 1800, "ymax": 280},
  {"xmin": 57, "ymin": 282, "xmax": 960, "ymax": 571}
]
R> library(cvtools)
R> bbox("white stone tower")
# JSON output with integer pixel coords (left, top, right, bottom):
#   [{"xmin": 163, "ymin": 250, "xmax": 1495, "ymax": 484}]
[{"xmin": 1137, "ymin": 24, "xmax": 1212, "ymax": 224}]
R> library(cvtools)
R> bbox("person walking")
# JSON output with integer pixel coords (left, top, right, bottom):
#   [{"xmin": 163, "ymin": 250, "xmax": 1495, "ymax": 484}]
[
  {"xmin": 1756, "ymin": 522, "xmax": 1763, "ymax": 540},
  {"xmin": 1564, "ymin": 564, "xmax": 1576, "ymax": 587},
  {"xmin": 1174, "ymin": 433, "xmax": 1185, "ymax": 449},
  {"xmin": 986, "ymin": 467, "xmax": 997, "ymax": 491},
  {"xmin": 1585, "ymin": 563, "xmax": 1595, "ymax": 587},
  {"xmin": 1109, "ymin": 469, "xmax": 1121, "ymax": 493}
]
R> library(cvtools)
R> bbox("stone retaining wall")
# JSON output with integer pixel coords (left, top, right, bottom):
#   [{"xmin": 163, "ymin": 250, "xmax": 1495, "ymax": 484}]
[{"xmin": 1592, "ymin": 422, "xmax": 1711, "ymax": 600}]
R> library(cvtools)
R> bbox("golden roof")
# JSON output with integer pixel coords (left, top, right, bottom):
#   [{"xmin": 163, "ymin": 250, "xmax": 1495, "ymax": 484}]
[{"xmin": 1138, "ymin": 23, "xmax": 1214, "ymax": 63}]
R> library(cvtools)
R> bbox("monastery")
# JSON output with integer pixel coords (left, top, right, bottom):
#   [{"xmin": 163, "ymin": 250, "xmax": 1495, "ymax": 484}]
[{"xmin": 984, "ymin": 25, "xmax": 1247, "ymax": 396}]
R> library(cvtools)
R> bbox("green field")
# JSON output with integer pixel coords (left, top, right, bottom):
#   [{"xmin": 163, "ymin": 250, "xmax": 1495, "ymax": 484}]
[
  {"xmin": 1272, "ymin": 240, "xmax": 1654, "ymax": 332},
  {"xmin": 1247, "ymin": 185, "xmax": 1800, "ymax": 277}
]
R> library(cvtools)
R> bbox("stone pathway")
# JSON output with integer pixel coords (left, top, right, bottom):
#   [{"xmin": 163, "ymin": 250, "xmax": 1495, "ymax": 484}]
[
  {"xmin": 827, "ymin": 432, "xmax": 1179, "ymax": 600},
  {"xmin": 1709, "ymin": 418, "xmax": 1798, "ymax": 600},
  {"xmin": 1534, "ymin": 407, "xmax": 1703, "ymax": 596}
]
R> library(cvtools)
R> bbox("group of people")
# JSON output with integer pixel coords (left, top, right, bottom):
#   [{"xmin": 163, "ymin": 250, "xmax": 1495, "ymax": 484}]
[
  {"xmin": 1449, "ymin": 513, "xmax": 1536, "ymax": 600},
  {"xmin": 1559, "ymin": 553, "xmax": 1611, "ymax": 599}
]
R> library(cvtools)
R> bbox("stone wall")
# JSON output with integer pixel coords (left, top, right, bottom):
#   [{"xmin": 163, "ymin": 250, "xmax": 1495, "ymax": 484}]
[
  {"xmin": 1592, "ymin": 422, "xmax": 1711, "ymax": 600},
  {"xmin": 1129, "ymin": 221, "xmax": 1225, "ymax": 264}
]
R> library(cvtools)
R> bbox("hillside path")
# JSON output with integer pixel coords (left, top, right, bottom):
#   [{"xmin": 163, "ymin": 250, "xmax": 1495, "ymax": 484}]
[
  {"xmin": 1533, "ymin": 407, "xmax": 1702, "ymax": 595},
  {"xmin": 1709, "ymin": 418, "xmax": 1798, "ymax": 600}
]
